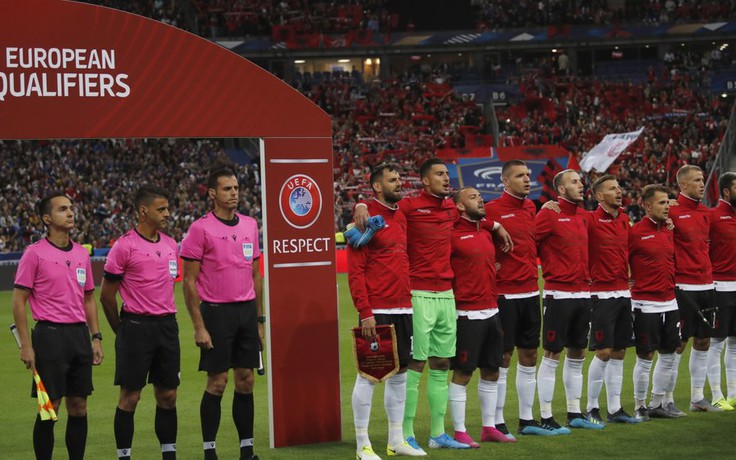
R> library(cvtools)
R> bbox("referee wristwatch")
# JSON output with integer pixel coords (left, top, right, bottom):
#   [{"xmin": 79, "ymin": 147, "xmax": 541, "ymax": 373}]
[
  {"xmin": 91, "ymin": 332, "xmax": 103, "ymax": 341},
  {"xmin": 257, "ymin": 316, "xmax": 266, "ymax": 323}
]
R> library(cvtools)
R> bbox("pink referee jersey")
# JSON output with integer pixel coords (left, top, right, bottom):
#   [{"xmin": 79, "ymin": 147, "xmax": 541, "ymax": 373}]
[
  {"xmin": 180, "ymin": 212, "xmax": 260, "ymax": 303},
  {"xmin": 104, "ymin": 229, "xmax": 179, "ymax": 315},
  {"xmin": 14, "ymin": 238, "xmax": 95, "ymax": 323}
]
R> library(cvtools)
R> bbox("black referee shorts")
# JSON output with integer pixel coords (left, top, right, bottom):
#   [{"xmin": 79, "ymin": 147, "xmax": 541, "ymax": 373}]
[
  {"xmin": 115, "ymin": 312, "xmax": 181, "ymax": 391},
  {"xmin": 497, "ymin": 295, "xmax": 541, "ymax": 352},
  {"xmin": 675, "ymin": 288, "xmax": 715, "ymax": 340},
  {"xmin": 588, "ymin": 297, "xmax": 634, "ymax": 351},
  {"xmin": 199, "ymin": 300, "xmax": 259, "ymax": 374},
  {"xmin": 31, "ymin": 322, "xmax": 93, "ymax": 401},
  {"xmin": 542, "ymin": 297, "xmax": 591, "ymax": 353}
]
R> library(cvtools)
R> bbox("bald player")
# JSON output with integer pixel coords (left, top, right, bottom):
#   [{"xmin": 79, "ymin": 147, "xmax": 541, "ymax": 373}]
[{"xmin": 448, "ymin": 187, "xmax": 515, "ymax": 447}]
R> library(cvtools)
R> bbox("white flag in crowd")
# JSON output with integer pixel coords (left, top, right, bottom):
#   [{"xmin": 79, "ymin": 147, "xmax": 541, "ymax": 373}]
[{"xmin": 579, "ymin": 127, "xmax": 644, "ymax": 172}]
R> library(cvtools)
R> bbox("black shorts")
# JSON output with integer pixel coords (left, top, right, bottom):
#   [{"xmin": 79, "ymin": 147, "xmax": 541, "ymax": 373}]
[
  {"xmin": 374, "ymin": 313, "xmax": 413, "ymax": 368},
  {"xmin": 633, "ymin": 309, "xmax": 682, "ymax": 354},
  {"xmin": 31, "ymin": 322, "xmax": 93, "ymax": 401},
  {"xmin": 589, "ymin": 297, "xmax": 634, "ymax": 351},
  {"xmin": 199, "ymin": 300, "xmax": 259, "ymax": 373},
  {"xmin": 115, "ymin": 312, "xmax": 181, "ymax": 390},
  {"xmin": 675, "ymin": 288, "xmax": 716, "ymax": 340},
  {"xmin": 497, "ymin": 295, "xmax": 541, "ymax": 351},
  {"xmin": 452, "ymin": 314, "xmax": 504, "ymax": 373},
  {"xmin": 542, "ymin": 297, "xmax": 591, "ymax": 353},
  {"xmin": 713, "ymin": 291, "xmax": 736, "ymax": 338}
]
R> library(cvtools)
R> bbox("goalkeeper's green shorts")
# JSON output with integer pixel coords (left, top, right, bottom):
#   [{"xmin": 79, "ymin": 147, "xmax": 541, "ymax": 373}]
[{"xmin": 410, "ymin": 289, "xmax": 456, "ymax": 361}]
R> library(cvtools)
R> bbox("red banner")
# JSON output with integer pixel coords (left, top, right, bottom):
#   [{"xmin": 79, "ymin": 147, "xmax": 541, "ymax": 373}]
[{"xmin": 351, "ymin": 325, "xmax": 399, "ymax": 383}]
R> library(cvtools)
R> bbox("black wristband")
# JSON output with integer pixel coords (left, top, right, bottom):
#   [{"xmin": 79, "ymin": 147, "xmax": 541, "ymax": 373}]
[
  {"xmin": 257, "ymin": 316, "xmax": 266, "ymax": 323},
  {"xmin": 91, "ymin": 332, "xmax": 103, "ymax": 341}
]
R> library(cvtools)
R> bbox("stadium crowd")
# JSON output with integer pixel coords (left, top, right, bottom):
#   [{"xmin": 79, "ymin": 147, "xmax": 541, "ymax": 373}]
[
  {"xmin": 293, "ymin": 53, "xmax": 729, "ymax": 228},
  {"xmin": 195, "ymin": 0, "xmax": 395, "ymax": 39},
  {"xmin": 497, "ymin": 49, "xmax": 730, "ymax": 220},
  {"xmin": 1, "ymin": 48, "xmax": 731, "ymax": 251},
  {"xmin": 474, "ymin": 0, "xmax": 736, "ymax": 30},
  {"xmin": 0, "ymin": 139, "xmax": 261, "ymax": 253},
  {"xmin": 81, "ymin": 0, "xmax": 736, "ymax": 39},
  {"xmin": 81, "ymin": 0, "xmax": 190, "ymax": 30}
]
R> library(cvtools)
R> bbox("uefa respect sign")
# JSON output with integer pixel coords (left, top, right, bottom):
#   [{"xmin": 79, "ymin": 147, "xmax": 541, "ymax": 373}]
[{"xmin": 279, "ymin": 174, "xmax": 323, "ymax": 229}]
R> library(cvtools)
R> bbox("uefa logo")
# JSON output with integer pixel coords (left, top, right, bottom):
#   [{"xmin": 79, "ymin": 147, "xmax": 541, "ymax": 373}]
[{"xmin": 279, "ymin": 174, "xmax": 323, "ymax": 229}]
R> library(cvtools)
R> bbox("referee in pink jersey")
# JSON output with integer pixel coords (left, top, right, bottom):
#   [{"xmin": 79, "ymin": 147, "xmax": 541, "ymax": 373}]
[
  {"xmin": 13, "ymin": 192, "xmax": 104, "ymax": 460},
  {"xmin": 101, "ymin": 186, "xmax": 180, "ymax": 460},
  {"xmin": 181, "ymin": 162, "xmax": 264, "ymax": 460}
]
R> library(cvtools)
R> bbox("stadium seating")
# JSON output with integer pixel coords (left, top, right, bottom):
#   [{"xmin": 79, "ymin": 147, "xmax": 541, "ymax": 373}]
[{"xmin": 0, "ymin": 139, "xmax": 261, "ymax": 253}]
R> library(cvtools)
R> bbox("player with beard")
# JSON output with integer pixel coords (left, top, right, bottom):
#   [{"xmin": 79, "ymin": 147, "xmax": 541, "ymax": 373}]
[
  {"xmin": 583, "ymin": 175, "xmax": 640, "ymax": 424},
  {"xmin": 705, "ymin": 172, "xmax": 736, "ymax": 410},
  {"xmin": 348, "ymin": 164, "xmax": 425, "ymax": 459},
  {"xmin": 536, "ymin": 169, "xmax": 601, "ymax": 433},
  {"xmin": 448, "ymin": 187, "xmax": 515, "ymax": 447},
  {"xmin": 668, "ymin": 165, "xmax": 720, "ymax": 414}
]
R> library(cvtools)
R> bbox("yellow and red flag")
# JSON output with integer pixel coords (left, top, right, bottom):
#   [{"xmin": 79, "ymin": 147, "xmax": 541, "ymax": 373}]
[{"xmin": 33, "ymin": 371, "xmax": 57, "ymax": 421}]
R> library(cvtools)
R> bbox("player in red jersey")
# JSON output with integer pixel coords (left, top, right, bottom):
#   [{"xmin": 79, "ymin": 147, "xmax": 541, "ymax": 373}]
[
  {"xmin": 347, "ymin": 164, "xmax": 426, "ymax": 459},
  {"xmin": 448, "ymin": 187, "xmax": 515, "ymax": 447},
  {"xmin": 629, "ymin": 185, "xmax": 681, "ymax": 419},
  {"xmin": 354, "ymin": 158, "xmax": 512, "ymax": 451},
  {"xmin": 705, "ymin": 172, "xmax": 736, "ymax": 410},
  {"xmin": 484, "ymin": 160, "xmax": 551, "ymax": 436},
  {"xmin": 669, "ymin": 165, "xmax": 720, "ymax": 414},
  {"xmin": 536, "ymin": 169, "xmax": 601, "ymax": 432},
  {"xmin": 583, "ymin": 175, "xmax": 640, "ymax": 424}
]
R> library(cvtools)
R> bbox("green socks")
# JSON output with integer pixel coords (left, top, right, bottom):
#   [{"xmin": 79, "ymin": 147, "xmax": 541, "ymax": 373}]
[
  {"xmin": 403, "ymin": 369, "xmax": 421, "ymax": 438},
  {"xmin": 428, "ymin": 369, "xmax": 449, "ymax": 437}
]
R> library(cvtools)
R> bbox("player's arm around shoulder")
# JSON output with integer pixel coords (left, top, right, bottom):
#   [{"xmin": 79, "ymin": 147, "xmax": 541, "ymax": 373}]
[{"xmin": 535, "ymin": 206, "xmax": 554, "ymax": 242}]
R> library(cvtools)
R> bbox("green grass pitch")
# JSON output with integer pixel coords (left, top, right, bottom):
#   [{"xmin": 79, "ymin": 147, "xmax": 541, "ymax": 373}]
[{"xmin": 1, "ymin": 274, "xmax": 734, "ymax": 459}]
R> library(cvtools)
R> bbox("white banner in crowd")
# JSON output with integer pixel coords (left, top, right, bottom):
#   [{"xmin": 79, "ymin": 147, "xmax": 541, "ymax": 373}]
[{"xmin": 579, "ymin": 127, "xmax": 644, "ymax": 172}]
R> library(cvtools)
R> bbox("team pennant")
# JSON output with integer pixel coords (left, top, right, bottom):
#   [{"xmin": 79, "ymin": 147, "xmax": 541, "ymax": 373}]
[{"xmin": 351, "ymin": 325, "xmax": 399, "ymax": 383}]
